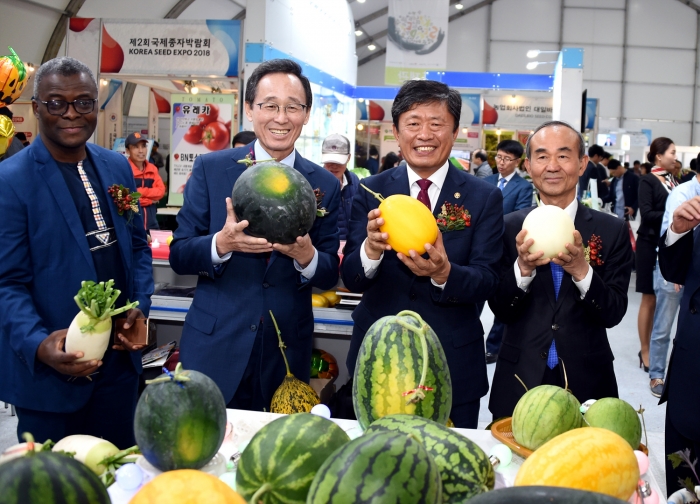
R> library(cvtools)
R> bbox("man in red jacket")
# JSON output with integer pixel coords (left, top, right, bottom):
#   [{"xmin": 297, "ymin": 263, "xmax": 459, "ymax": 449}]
[{"xmin": 125, "ymin": 132, "xmax": 165, "ymax": 231}]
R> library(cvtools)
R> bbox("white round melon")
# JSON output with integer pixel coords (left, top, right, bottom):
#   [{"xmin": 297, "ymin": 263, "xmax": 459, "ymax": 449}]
[{"xmin": 522, "ymin": 205, "xmax": 575, "ymax": 259}]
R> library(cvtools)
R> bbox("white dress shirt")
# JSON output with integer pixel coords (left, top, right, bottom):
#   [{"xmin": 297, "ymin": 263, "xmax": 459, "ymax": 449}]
[
  {"xmin": 498, "ymin": 171, "xmax": 516, "ymax": 187},
  {"xmin": 360, "ymin": 162, "xmax": 450, "ymax": 288},
  {"xmin": 514, "ymin": 197, "xmax": 593, "ymax": 298},
  {"xmin": 211, "ymin": 141, "xmax": 319, "ymax": 279}
]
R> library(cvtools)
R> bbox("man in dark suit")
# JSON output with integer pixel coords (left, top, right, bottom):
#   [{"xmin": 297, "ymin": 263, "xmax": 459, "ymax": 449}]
[
  {"xmin": 0, "ymin": 57, "xmax": 153, "ymax": 446},
  {"xmin": 170, "ymin": 59, "xmax": 340, "ymax": 410},
  {"xmin": 341, "ymin": 80, "xmax": 504, "ymax": 428},
  {"xmin": 483, "ymin": 139, "xmax": 533, "ymax": 363},
  {"xmin": 658, "ymin": 196, "xmax": 700, "ymax": 496},
  {"xmin": 603, "ymin": 159, "xmax": 639, "ymax": 220},
  {"xmin": 579, "ymin": 144, "xmax": 604, "ymax": 199},
  {"xmin": 489, "ymin": 121, "xmax": 634, "ymax": 419}
]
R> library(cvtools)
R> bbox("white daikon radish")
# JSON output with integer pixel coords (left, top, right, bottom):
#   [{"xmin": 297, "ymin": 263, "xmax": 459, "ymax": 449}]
[
  {"xmin": 0, "ymin": 441, "xmax": 43, "ymax": 465},
  {"xmin": 64, "ymin": 279, "xmax": 138, "ymax": 362},
  {"xmin": 52, "ymin": 435, "xmax": 119, "ymax": 475},
  {"xmin": 522, "ymin": 205, "xmax": 575, "ymax": 259}
]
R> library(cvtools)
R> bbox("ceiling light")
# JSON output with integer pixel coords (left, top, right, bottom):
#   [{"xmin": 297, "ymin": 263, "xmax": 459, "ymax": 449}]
[
  {"xmin": 355, "ymin": 29, "xmax": 363, "ymax": 36},
  {"xmin": 526, "ymin": 61, "xmax": 539, "ymax": 70},
  {"xmin": 357, "ymin": 123, "xmax": 364, "ymax": 131},
  {"xmin": 358, "ymin": 98, "xmax": 364, "ymax": 103},
  {"xmin": 368, "ymin": 44, "xmax": 376, "ymax": 51},
  {"xmin": 455, "ymin": 3, "xmax": 464, "ymax": 9},
  {"xmin": 357, "ymin": 0, "xmax": 366, "ymax": 3},
  {"xmin": 496, "ymin": 129, "xmax": 502, "ymax": 136},
  {"xmin": 461, "ymin": 127, "xmax": 468, "ymax": 134},
  {"xmin": 527, "ymin": 50, "xmax": 540, "ymax": 59},
  {"xmin": 190, "ymin": 86, "xmax": 199, "ymax": 95}
]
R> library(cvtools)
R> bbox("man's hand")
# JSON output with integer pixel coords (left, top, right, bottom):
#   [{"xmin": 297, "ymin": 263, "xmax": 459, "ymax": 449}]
[
  {"xmin": 551, "ymin": 230, "xmax": 589, "ymax": 281},
  {"xmin": 113, "ymin": 308, "xmax": 147, "ymax": 352},
  {"xmin": 396, "ymin": 232, "xmax": 451, "ymax": 284},
  {"xmin": 364, "ymin": 209, "xmax": 391, "ymax": 260},
  {"xmin": 215, "ymin": 198, "xmax": 274, "ymax": 256},
  {"xmin": 670, "ymin": 196, "xmax": 700, "ymax": 235},
  {"xmin": 624, "ymin": 206, "xmax": 634, "ymax": 217},
  {"xmin": 272, "ymin": 234, "xmax": 315, "ymax": 267},
  {"xmin": 516, "ymin": 229, "xmax": 550, "ymax": 277},
  {"xmin": 36, "ymin": 329, "xmax": 102, "ymax": 377}
]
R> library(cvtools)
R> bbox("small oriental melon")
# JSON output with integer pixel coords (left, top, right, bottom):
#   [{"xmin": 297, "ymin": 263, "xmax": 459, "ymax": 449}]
[
  {"xmin": 522, "ymin": 205, "xmax": 575, "ymax": 259},
  {"xmin": 131, "ymin": 469, "xmax": 245, "ymax": 504},
  {"xmin": 515, "ymin": 427, "xmax": 640, "ymax": 501},
  {"xmin": 512, "ymin": 384, "xmax": 582, "ymax": 451},
  {"xmin": 583, "ymin": 398, "xmax": 642, "ymax": 449}
]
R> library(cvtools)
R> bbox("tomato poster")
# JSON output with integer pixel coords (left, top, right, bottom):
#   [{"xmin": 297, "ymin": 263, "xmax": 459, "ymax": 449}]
[{"xmin": 169, "ymin": 93, "xmax": 235, "ymax": 206}]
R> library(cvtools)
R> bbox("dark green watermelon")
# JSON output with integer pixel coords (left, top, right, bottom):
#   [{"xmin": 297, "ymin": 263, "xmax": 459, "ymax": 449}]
[
  {"xmin": 466, "ymin": 486, "xmax": 629, "ymax": 503},
  {"xmin": 365, "ymin": 414, "xmax": 494, "ymax": 502},
  {"xmin": 307, "ymin": 430, "xmax": 442, "ymax": 504},
  {"xmin": 0, "ymin": 451, "xmax": 110, "ymax": 504},
  {"xmin": 232, "ymin": 160, "xmax": 316, "ymax": 244},
  {"xmin": 236, "ymin": 413, "xmax": 350, "ymax": 503},
  {"xmin": 134, "ymin": 363, "xmax": 227, "ymax": 471}
]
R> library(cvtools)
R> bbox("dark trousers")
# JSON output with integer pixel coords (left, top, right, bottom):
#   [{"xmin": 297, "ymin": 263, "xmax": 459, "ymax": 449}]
[
  {"xmin": 541, "ymin": 364, "xmax": 564, "ymax": 387},
  {"xmin": 227, "ymin": 324, "xmax": 267, "ymax": 411},
  {"xmin": 665, "ymin": 412, "xmax": 700, "ymax": 498},
  {"xmin": 451, "ymin": 399, "xmax": 480, "ymax": 429},
  {"xmin": 485, "ymin": 318, "xmax": 505, "ymax": 355},
  {"xmin": 16, "ymin": 350, "xmax": 138, "ymax": 449}
]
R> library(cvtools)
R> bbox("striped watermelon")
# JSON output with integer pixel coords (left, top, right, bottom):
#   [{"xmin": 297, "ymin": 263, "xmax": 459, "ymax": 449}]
[
  {"xmin": 0, "ymin": 450, "xmax": 110, "ymax": 504},
  {"xmin": 512, "ymin": 385, "xmax": 583, "ymax": 451},
  {"xmin": 235, "ymin": 413, "xmax": 350, "ymax": 503},
  {"xmin": 353, "ymin": 310, "xmax": 452, "ymax": 430},
  {"xmin": 307, "ymin": 430, "xmax": 442, "ymax": 504},
  {"xmin": 365, "ymin": 414, "xmax": 495, "ymax": 502}
]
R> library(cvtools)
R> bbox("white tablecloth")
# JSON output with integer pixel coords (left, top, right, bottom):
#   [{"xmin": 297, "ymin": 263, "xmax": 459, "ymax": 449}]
[{"xmin": 108, "ymin": 409, "xmax": 666, "ymax": 503}]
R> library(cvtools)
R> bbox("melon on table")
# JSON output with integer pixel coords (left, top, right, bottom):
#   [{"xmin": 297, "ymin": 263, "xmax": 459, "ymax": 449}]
[
  {"xmin": 130, "ymin": 469, "xmax": 245, "ymax": 504},
  {"xmin": 583, "ymin": 397, "xmax": 642, "ymax": 449}
]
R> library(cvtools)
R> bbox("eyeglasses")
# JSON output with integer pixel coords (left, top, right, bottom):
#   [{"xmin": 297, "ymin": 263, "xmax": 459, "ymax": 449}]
[
  {"xmin": 39, "ymin": 99, "xmax": 98, "ymax": 116},
  {"xmin": 495, "ymin": 155, "xmax": 518, "ymax": 163},
  {"xmin": 256, "ymin": 102, "xmax": 308, "ymax": 116}
]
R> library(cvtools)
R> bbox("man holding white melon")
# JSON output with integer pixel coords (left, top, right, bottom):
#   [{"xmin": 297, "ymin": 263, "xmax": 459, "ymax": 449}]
[
  {"xmin": 342, "ymin": 79, "xmax": 505, "ymax": 428},
  {"xmin": 488, "ymin": 121, "xmax": 634, "ymax": 419}
]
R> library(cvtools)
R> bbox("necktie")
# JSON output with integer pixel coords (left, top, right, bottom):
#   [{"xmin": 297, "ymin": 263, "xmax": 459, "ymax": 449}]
[
  {"xmin": 547, "ymin": 263, "xmax": 565, "ymax": 369},
  {"xmin": 498, "ymin": 178, "xmax": 506, "ymax": 191},
  {"xmin": 416, "ymin": 179, "xmax": 433, "ymax": 209}
]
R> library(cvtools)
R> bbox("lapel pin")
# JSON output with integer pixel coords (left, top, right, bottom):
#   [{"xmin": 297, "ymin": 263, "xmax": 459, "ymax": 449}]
[{"xmin": 454, "ymin": 192, "xmax": 461, "ymax": 199}]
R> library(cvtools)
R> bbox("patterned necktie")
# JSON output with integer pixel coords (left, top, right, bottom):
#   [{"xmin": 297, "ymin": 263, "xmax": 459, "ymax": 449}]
[
  {"xmin": 416, "ymin": 179, "xmax": 433, "ymax": 209},
  {"xmin": 498, "ymin": 177, "xmax": 506, "ymax": 191},
  {"xmin": 77, "ymin": 161, "xmax": 107, "ymax": 232},
  {"xmin": 547, "ymin": 263, "xmax": 565, "ymax": 369}
]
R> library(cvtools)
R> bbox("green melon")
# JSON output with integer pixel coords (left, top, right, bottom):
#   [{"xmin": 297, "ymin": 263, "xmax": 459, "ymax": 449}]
[
  {"xmin": 232, "ymin": 160, "xmax": 317, "ymax": 244},
  {"xmin": 365, "ymin": 414, "xmax": 494, "ymax": 503},
  {"xmin": 583, "ymin": 398, "xmax": 642, "ymax": 449},
  {"xmin": 307, "ymin": 430, "xmax": 442, "ymax": 504},
  {"xmin": 0, "ymin": 450, "xmax": 110, "ymax": 504},
  {"xmin": 235, "ymin": 413, "xmax": 350, "ymax": 504},
  {"xmin": 466, "ymin": 486, "xmax": 628, "ymax": 504},
  {"xmin": 512, "ymin": 385, "xmax": 583, "ymax": 451},
  {"xmin": 353, "ymin": 310, "xmax": 452, "ymax": 430},
  {"xmin": 134, "ymin": 362, "xmax": 227, "ymax": 471}
]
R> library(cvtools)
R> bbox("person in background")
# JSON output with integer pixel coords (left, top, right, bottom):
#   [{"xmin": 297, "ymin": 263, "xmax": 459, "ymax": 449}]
[
  {"xmin": 641, "ymin": 162, "xmax": 652, "ymax": 176},
  {"xmin": 471, "ymin": 149, "xmax": 492, "ymax": 178},
  {"xmin": 125, "ymin": 132, "xmax": 165, "ymax": 231},
  {"xmin": 624, "ymin": 161, "xmax": 630, "ymax": 170},
  {"xmin": 367, "ymin": 145, "xmax": 379, "ymax": 175},
  {"xmin": 149, "ymin": 140, "xmax": 164, "ymax": 170},
  {"xmin": 636, "ymin": 137, "xmax": 679, "ymax": 373},
  {"xmin": 680, "ymin": 159, "xmax": 695, "ymax": 183},
  {"xmin": 580, "ymin": 144, "xmax": 603, "ymax": 199},
  {"xmin": 232, "ymin": 130, "xmax": 256, "ymax": 148},
  {"xmin": 378, "ymin": 151, "xmax": 400, "ymax": 173},
  {"xmin": 483, "ymin": 139, "xmax": 533, "ymax": 364},
  {"xmin": 603, "ymin": 159, "xmax": 639, "ymax": 220},
  {"xmin": 601, "ymin": 151, "xmax": 611, "ymax": 175},
  {"xmin": 0, "ymin": 57, "xmax": 153, "ymax": 446},
  {"xmin": 488, "ymin": 120, "xmax": 633, "ymax": 419},
  {"xmin": 321, "ymin": 133, "xmax": 359, "ymax": 241},
  {"xmin": 649, "ymin": 155, "xmax": 700, "ymax": 398},
  {"xmin": 14, "ymin": 132, "xmax": 30, "ymax": 147},
  {"xmin": 633, "ymin": 159, "xmax": 641, "ymax": 175}
]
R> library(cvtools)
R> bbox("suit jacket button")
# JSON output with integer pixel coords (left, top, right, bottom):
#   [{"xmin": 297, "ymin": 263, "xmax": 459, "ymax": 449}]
[
  {"xmin": 552, "ymin": 324, "xmax": 560, "ymax": 331},
  {"xmin": 263, "ymin": 282, "xmax": 270, "ymax": 288},
  {"xmin": 250, "ymin": 324, "xmax": 257, "ymax": 331},
  {"xmin": 691, "ymin": 306, "xmax": 698, "ymax": 314},
  {"xmin": 540, "ymin": 351, "xmax": 548, "ymax": 359},
  {"xmin": 410, "ymin": 293, "xmax": 417, "ymax": 301}
]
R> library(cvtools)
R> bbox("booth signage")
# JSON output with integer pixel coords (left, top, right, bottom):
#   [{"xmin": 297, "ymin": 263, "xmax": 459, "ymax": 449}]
[
  {"xmin": 385, "ymin": 0, "xmax": 449, "ymax": 85},
  {"xmin": 99, "ymin": 19, "xmax": 240, "ymax": 77},
  {"xmin": 169, "ymin": 93, "xmax": 236, "ymax": 206},
  {"xmin": 482, "ymin": 96, "xmax": 553, "ymax": 126}
]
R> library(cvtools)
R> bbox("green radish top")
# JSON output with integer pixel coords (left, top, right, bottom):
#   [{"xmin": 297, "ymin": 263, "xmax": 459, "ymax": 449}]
[{"xmin": 74, "ymin": 280, "xmax": 138, "ymax": 333}]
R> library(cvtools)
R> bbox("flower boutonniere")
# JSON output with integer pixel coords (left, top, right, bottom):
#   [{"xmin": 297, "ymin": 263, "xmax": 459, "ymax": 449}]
[
  {"xmin": 237, "ymin": 148, "xmax": 275, "ymax": 168},
  {"xmin": 314, "ymin": 188, "xmax": 328, "ymax": 217},
  {"xmin": 436, "ymin": 202, "xmax": 471, "ymax": 232},
  {"xmin": 584, "ymin": 234, "xmax": 604, "ymax": 266},
  {"xmin": 108, "ymin": 184, "xmax": 141, "ymax": 223}
]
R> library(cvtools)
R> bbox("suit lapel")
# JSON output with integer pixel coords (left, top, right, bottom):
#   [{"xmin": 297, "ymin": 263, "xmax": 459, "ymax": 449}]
[
  {"xmin": 432, "ymin": 165, "xmax": 469, "ymax": 217},
  {"xmin": 34, "ymin": 139, "xmax": 95, "ymax": 271}
]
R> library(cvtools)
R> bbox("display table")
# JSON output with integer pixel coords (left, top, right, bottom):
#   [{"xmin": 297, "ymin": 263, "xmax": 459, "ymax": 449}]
[{"xmin": 108, "ymin": 409, "xmax": 666, "ymax": 503}]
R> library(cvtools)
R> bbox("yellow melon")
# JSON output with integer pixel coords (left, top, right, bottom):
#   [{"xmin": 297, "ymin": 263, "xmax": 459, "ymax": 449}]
[
  {"xmin": 130, "ymin": 469, "xmax": 245, "ymax": 504},
  {"xmin": 311, "ymin": 294, "xmax": 329, "ymax": 308},
  {"xmin": 514, "ymin": 427, "xmax": 639, "ymax": 500},
  {"xmin": 320, "ymin": 291, "xmax": 341, "ymax": 306},
  {"xmin": 379, "ymin": 194, "xmax": 438, "ymax": 256}
]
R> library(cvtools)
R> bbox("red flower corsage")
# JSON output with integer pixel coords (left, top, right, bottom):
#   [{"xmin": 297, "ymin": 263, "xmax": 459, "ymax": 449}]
[
  {"xmin": 436, "ymin": 202, "xmax": 471, "ymax": 232},
  {"xmin": 108, "ymin": 184, "xmax": 141, "ymax": 222},
  {"xmin": 584, "ymin": 234, "xmax": 604, "ymax": 266}
]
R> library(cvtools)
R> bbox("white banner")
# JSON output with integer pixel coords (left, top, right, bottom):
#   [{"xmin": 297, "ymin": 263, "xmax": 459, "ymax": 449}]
[
  {"xmin": 482, "ymin": 96, "xmax": 553, "ymax": 127},
  {"xmin": 385, "ymin": 0, "xmax": 449, "ymax": 85}
]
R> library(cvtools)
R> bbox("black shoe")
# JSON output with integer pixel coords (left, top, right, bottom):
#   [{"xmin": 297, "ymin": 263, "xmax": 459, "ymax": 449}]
[
  {"xmin": 485, "ymin": 352, "xmax": 498, "ymax": 364},
  {"xmin": 638, "ymin": 351, "xmax": 649, "ymax": 373}
]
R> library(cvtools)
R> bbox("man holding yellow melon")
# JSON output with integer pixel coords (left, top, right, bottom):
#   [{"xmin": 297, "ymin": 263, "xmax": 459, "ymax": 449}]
[
  {"xmin": 342, "ymin": 79, "xmax": 505, "ymax": 428},
  {"xmin": 488, "ymin": 121, "xmax": 634, "ymax": 419}
]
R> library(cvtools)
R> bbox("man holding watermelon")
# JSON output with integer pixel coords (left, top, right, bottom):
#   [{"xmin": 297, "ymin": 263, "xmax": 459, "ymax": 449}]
[
  {"xmin": 170, "ymin": 59, "xmax": 340, "ymax": 410},
  {"xmin": 342, "ymin": 79, "xmax": 505, "ymax": 428}
]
